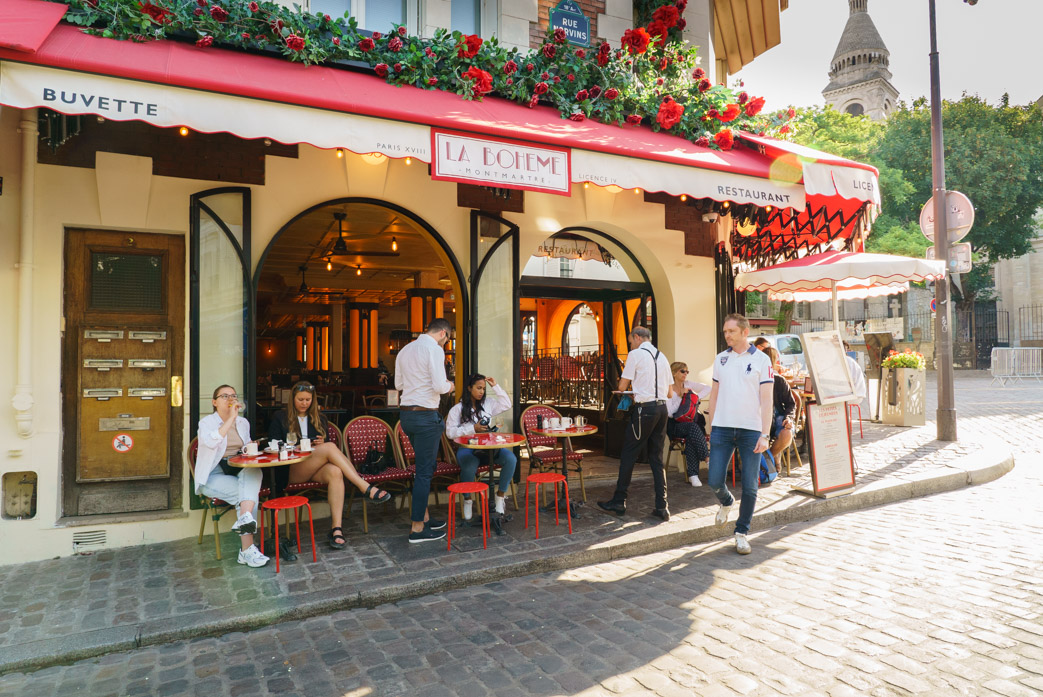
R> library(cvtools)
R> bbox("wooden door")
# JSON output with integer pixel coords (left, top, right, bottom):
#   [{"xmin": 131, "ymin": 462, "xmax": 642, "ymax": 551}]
[{"xmin": 62, "ymin": 230, "xmax": 185, "ymax": 516}]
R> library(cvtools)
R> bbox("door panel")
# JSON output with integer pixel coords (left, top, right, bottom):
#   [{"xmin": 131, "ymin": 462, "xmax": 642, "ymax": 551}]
[{"xmin": 62, "ymin": 230, "xmax": 185, "ymax": 516}]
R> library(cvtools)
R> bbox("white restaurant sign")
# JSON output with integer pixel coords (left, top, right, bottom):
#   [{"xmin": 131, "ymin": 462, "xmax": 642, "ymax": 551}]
[{"xmin": 431, "ymin": 129, "xmax": 572, "ymax": 196}]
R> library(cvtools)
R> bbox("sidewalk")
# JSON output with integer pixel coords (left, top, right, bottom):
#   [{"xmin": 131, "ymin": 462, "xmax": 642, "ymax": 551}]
[{"xmin": 0, "ymin": 374, "xmax": 1018, "ymax": 675}]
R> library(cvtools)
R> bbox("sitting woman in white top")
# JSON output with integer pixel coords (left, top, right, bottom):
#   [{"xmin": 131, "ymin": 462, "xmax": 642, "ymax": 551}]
[
  {"xmin": 195, "ymin": 385, "xmax": 269, "ymax": 568},
  {"xmin": 445, "ymin": 374, "xmax": 517, "ymax": 521},
  {"xmin": 666, "ymin": 361, "xmax": 712, "ymax": 487}
]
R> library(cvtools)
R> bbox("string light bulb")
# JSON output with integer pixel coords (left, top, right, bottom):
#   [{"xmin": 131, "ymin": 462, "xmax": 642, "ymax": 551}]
[
  {"xmin": 722, "ymin": 201, "xmax": 730, "ymax": 209},
  {"xmin": 680, "ymin": 194, "xmax": 687, "ymax": 202},
  {"xmin": 583, "ymin": 182, "xmax": 589, "ymax": 189},
  {"xmin": 633, "ymin": 187, "xmax": 641, "ymax": 194},
  {"xmin": 327, "ymin": 258, "xmax": 333, "ymax": 271},
  {"xmin": 391, "ymin": 236, "xmax": 398, "ymax": 252},
  {"xmin": 404, "ymin": 157, "xmax": 412, "ymax": 165},
  {"xmin": 356, "ymin": 265, "xmax": 362, "ymax": 276},
  {"xmin": 336, "ymin": 148, "xmax": 344, "ymax": 158},
  {"xmin": 179, "ymin": 126, "xmax": 189, "ymax": 136}
]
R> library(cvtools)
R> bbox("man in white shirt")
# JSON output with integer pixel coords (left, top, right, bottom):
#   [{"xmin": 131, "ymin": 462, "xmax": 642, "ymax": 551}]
[
  {"xmin": 395, "ymin": 318, "xmax": 455, "ymax": 543},
  {"xmin": 843, "ymin": 342, "xmax": 868, "ymax": 402},
  {"xmin": 598, "ymin": 327, "xmax": 674, "ymax": 521},
  {"xmin": 706, "ymin": 313, "xmax": 774, "ymax": 555}
]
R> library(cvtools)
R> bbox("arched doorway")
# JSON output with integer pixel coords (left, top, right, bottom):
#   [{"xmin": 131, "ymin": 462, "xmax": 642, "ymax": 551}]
[{"xmin": 253, "ymin": 198, "xmax": 466, "ymax": 431}]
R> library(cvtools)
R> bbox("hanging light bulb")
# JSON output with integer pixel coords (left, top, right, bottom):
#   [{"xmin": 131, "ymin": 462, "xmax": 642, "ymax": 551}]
[
  {"xmin": 356, "ymin": 265, "xmax": 362, "ymax": 276},
  {"xmin": 680, "ymin": 194, "xmax": 687, "ymax": 202},
  {"xmin": 405, "ymin": 157, "xmax": 412, "ymax": 165},
  {"xmin": 327, "ymin": 258, "xmax": 333, "ymax": 271},
  {"xmin": 336, "ymin": 148, "xmax": 344, "ymax": 158},
  {"xmin": 391, "ymin": 236, "xmax": 398, "ymax": 252},
  {"xmin": 583, "ymin": 182, "xmax": 589, "ymax": 189},
  {"xmin": 179, "ymin": 126, "xmax": 189, "ymax": 136},
  {"xmin": 633, "ymin": 187, "xmax": 641, "ymax": 194}
]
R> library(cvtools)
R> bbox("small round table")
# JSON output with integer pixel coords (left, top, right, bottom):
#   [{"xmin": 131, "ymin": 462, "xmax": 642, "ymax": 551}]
[
  {"xmin": 452, "ymin": 433, "xmax": 526, "ymax": 513},
  {"xmin": 529, "ymin": 425, "xmax": 597, "ymax": 518}
]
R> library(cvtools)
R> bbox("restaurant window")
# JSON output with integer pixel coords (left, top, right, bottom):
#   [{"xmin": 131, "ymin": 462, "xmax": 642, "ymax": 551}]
[
  {"xmin": 559, "ymin": 258, "xmax": 573, "ymax": 278},
  {"xmin": 307, "ymin": 0, "xmax": 407, "ymax": 33},
  {"xmin": 451, "ymin": 0, "xmax": 480, "ymax": 34}
]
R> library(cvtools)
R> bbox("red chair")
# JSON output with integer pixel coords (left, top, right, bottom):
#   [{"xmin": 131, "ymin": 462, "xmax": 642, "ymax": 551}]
[
  {"xmin": 342, "ymin": 416, "xmax": 413, "ymax": 532},
  {"xmin": 442, "ymin": 433, "xmax": 518, "ymax": 511},
  {"xmin": 524, "ymin": 472, "xmax": 572, "ymax": 539},
  {"xmin": 259, "ymin": 495, "xmax": 316, "ymax": 572},
  {"xmin": 446, "ymin": 482, "xmax": 489, "ymax": 550},
  {"xmin": 520, "ymin": 405, "xmax": 587, "ymax": 501},
  {"xmin": 394, "ymin": 422, "xmax": 461, "ymax": 507},
  {"xmin": 848, "ymin": 402, "xmax": 864, "ymax": 438},
  {"xmin": 187, "ymin": 437, "xmax": 270, "ymax": 560}
]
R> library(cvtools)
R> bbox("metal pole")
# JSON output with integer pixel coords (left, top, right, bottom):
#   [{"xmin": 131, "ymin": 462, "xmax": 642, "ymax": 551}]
[
  {"xmin": 832, "ymin": 282, "xmax": 840, "ymax": 333},
  {"xmin": 929, "ymin": 0, "xmax": 957, "ymax": 441}
]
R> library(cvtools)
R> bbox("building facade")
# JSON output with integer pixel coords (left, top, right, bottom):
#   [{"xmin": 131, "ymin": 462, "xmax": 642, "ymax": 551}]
[{"xmin": 822, "ymin": 0, "xmax": 898, "ymax": 121}]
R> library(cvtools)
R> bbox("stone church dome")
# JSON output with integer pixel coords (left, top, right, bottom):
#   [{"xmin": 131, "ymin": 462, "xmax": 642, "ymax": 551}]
[{"xmin": 822, "ymin": 0, "xmax": 899, "ymax": 120}]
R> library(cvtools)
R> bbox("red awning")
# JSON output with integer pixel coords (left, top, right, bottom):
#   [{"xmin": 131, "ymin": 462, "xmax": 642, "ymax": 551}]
[{"xmin": 0, "ymin": 0, "xmax": 66, "ymax": 53}]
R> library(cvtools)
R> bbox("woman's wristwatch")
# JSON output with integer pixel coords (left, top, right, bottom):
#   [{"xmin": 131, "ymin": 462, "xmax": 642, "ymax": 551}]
[{"xmin": 761, "ymin": 433, "xmax": 770, "ymax": 440}]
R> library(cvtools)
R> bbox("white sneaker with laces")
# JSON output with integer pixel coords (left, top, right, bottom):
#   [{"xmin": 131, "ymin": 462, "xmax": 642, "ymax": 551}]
[
  {"xmin": 237, "ymin": 544, "xmax": 269, "ymax": 568},
  {"xmin": 231, "ymin": 511, "xmax": 256, "ymax": 535},
  {"xmin": 689, "ymin": 475, "xmax": 702, "ymax": 487},
  {"xmin": 735, "ymin": 533, "xmax": 752, "ymax": 555},
  {"xmin": 715, "ymin": 503, "xmax": 732, "ymax": 526},
  {"xmin": 463, "ymin": 499, "xmax": 473, "ymax": 521}
]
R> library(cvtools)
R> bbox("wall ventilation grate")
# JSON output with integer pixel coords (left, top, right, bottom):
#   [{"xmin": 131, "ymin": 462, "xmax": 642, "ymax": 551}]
[{"xmin": 72, "ymin": 530, "xmax": 107, "ymax": 554}]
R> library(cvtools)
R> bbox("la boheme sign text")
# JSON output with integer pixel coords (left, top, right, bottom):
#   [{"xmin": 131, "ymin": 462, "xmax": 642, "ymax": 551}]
[{"xmin": 431, "ymin": 129, "xmax": 572, "ymax": 195}]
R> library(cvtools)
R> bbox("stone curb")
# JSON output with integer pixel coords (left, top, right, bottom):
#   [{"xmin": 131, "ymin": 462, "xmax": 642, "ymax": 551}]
[{"xmin": 0, "ymin": 447, "xmax": 1013, "ymax": 675}]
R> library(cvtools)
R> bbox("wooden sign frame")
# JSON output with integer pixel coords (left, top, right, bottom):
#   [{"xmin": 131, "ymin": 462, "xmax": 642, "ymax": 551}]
[{"xmin": 802, "ymin": 401, "xmax": 856, "ymax": 497}]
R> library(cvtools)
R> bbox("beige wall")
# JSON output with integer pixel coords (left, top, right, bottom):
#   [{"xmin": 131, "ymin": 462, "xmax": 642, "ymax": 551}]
[{"xmin": 0, "ymin": 110, "xmax": 718, "ymax": 564}]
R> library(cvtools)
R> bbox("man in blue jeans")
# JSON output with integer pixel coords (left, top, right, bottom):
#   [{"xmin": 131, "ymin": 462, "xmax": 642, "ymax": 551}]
[
  {"xmin": 395, "ymin": 318, "xmax": 455, "ymax": 543},
  {"xmin": 706, "ymin": 313, "xmax": 774, "ymax": 555}
]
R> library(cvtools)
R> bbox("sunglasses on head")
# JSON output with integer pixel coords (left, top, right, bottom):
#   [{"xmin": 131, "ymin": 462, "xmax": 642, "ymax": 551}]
[{"xmin": 294, "ymin": 384, "xmax": 315, "ymax": 393}]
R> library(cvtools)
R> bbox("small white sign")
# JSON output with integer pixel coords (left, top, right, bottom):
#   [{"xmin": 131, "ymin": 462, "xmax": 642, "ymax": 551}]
[
  {"xmin": 431, "ymin": 129, "xmax": 571, "ymax": 195},
  {"xmin": 112, "ymin": 433, "xmax": 134, "ymax": 453},
  {"xmin": 926, "ymin": 242, "xmax": 972, "ymax": 274},
  {"xmin": 919, "ymin": 190, "xmax": 975, "ymax": 243}
]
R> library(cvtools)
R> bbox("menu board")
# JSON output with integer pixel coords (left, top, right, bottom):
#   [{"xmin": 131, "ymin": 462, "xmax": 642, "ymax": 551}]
[
  {"xmin": 801, "ymin": 330, "xmax": 858, "ymax": 405},
  {"xmin": 807, "ymin": 402, "xmax": 855, "ymax": 495}
]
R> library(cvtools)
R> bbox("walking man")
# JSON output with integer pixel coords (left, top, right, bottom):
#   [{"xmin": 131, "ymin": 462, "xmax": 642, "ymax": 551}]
[
  {"xmin": 598, "ymin": 326, "xmax": 673, "ymax": 521},
  {"xmin": 395, "ymin": 318, "xmax": 454, "ymax": 543},
  {"xmin": 706, "ymin": 313, "xmax": 774, "ymax": 554}
]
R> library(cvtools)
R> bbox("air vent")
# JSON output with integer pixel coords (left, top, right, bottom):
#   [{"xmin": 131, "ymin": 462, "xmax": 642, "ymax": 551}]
[{"xmin": 72, "ymin": 530, "xmax": 107, "ymax": 554}]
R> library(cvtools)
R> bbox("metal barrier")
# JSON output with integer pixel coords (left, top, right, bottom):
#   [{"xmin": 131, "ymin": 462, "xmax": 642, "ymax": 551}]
[{"xmin": 990, "ymin": 347, "xmax": 1043, "ymax": 385}]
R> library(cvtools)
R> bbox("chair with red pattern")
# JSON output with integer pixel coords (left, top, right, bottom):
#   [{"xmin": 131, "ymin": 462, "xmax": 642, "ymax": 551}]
[
  {"xmin": 394, "ymin": 422, "xmax": 462, "ymax": 509},
  {"xmin": 557, "ymin": 356, "xmax": 583, "ymax": 406},
  {"xmin": 280, "ymin": 420, "xmax": 341, "ymax": 497},
  {"xmin": 535, "ymin": 357, "xmax": 558, "ymax": 404},
  {"xmin": 188, "ymin": 437, "xmax": 270, "ymax": 560},
  {"xmin": 342, "ymin": 416, "xmax": 413, "ymax": 532},
  {"xmin": 519, "ymin": 404, "xmax": 587, "ymax": 502}
]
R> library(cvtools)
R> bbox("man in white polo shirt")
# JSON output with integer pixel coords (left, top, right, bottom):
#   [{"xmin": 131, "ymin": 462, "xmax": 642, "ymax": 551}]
[
  {"xmin": 598, "ymin": 326, "xmax": 674, "ymax": 521},
  {"xmin": 706, "ymin": 313, "xmax": 774, "ymax": 555}
]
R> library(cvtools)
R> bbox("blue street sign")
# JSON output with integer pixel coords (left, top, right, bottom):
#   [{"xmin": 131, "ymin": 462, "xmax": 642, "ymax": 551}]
[{"xmin": 550, "ymin": 0, "xmax": 590, "ymax": 47}]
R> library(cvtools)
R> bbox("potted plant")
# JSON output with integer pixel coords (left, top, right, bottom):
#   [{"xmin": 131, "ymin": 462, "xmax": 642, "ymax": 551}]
[{"xmin": 880, "ymin": 349, "xmax": 927, "ymax": 427}]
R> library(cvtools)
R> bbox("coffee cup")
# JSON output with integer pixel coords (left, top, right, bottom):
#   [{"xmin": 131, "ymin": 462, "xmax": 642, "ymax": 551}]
[
  {"xmin": 244, "ymin": 441, "xmax": 259, "ymax": 456},
  {"xmin": 300, "ymin": 438, "xmax": 311, "ymax": 452},
  {"xmin": 548, "ymin": 417, "xmax": 561, "ymax": 429},
  {"xmin": 575, "ymin": 415, "xmax": 587, "ymax": 428},
  {"xmin": 560, "ymin": 417, "xmax": 573, "ymax": 429}
]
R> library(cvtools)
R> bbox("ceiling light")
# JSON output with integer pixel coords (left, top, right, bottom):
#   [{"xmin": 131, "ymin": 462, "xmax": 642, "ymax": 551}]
[
  {"xmin": 336, "ymin": 148, "xmax": 344, "ymax": 158},
  {"xmin": 680, "ymin": 194, "xmax": 687, "ymax": 202},
  {"xmin": 327, "ymin": 258, "xmax": 333, "ymax": 271},
  {"xmin": 356, "ymin": 265, "xmax": 362, "ymax": 276},
  {"xmin": 332, "ymin": 212, "xmax": 348, "ymax": 254},
  {"xmin": 391, "ymin": 236, "xmax": 398, "ymax": 252},
  {"xmin": 583, "ymin": 182, "xmax": 589, "ymax": 189},
  {"xmin": 633, "ymin": 188, "xmax": 641, "ymax": 194},
  {"xmin": 405, "ymin": 157, "xmax": 412, "ymax": 165}
]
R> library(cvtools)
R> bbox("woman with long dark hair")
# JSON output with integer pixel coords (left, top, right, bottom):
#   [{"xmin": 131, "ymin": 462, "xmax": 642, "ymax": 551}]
[
  {"xmin": 445, "ymin": 373, "xmax": 516, "ymax": 523},
  {"xmin": 268, "ymin": 381, "xmax": 391, "ymax": 550}
]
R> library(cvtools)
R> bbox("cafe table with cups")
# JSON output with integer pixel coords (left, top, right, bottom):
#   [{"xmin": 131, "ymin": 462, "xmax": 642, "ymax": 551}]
[{"xmin": 529, "ymin": 414, "xmax": 596, "ymax": 518}]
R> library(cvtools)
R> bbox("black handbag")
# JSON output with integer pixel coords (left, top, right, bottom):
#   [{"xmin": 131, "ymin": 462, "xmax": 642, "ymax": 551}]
[{"xmin": 359, "ymin": 435, "xmax": 393, "ymax": 475}]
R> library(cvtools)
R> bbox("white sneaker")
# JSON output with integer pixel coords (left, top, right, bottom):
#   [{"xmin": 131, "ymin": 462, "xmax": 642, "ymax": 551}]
[
  {"xmin": 715, "ymin": 503, "xmax": 732, "ymax": 526},
  {"xmin": 735, "ymin": 533, "xmax": 752, "ymax": 555},
  {"xmin": 689, "ymin": 475, "xmax": 702, "ymax": 487},
  {"xmin": 463, "ymin": 499, "xmax": 473, "ymax": 521},
  {"xmin": 494, "ymin": 495, "xmax": 506, "ymax": 514},
  {"xmin": 237, "ymin": 544, "xmax": 269, "ymax": 568},
  {"xmin": 231, "ymin": 511, "xmax": 256, "ymax": 536}
]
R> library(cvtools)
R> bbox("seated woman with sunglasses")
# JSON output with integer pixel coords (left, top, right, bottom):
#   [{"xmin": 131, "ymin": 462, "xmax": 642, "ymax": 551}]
[
  {"xmin": 445, "ymin": 374, "xmax": 516, "ymax": 525},
  {"xmin": 195, "ymin": 385, "xmax": 269, "ymax": 568},
  {"xmin": 666, "ymin": 362, "xmax": 712, "ymax": 487},
  {"xmin": 268, "ymin": 381, "xmax": 391, "ymax": 550}
]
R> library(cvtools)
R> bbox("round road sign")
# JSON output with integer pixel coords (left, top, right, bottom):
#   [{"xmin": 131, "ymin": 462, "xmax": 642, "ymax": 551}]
[{"xmin": 920, "ymin": 190, "xmax": 974, "ymax": 243}]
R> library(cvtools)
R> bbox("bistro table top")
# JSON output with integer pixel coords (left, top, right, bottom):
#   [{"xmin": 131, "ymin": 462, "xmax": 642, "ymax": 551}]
[
  {"xmin": 228, "ymin": 450, "xmax": 308, "ymax": 468},
  {"xmin": 530, "ymin": 425, "xmax": 598, "ymax": 438},
  {"xmin": 453, "ymin": 433, "xmax": 526, "ymax": 449}
]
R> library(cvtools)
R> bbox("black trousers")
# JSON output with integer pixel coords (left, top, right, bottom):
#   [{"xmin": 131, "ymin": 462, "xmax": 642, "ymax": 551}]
[{"xmin": 612, "ymin": 403, "xmax": 669, "ymax": 509}]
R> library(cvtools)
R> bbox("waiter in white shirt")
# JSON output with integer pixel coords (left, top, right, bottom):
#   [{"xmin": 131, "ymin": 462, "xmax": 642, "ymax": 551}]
[
  {"xmin": 598, "ymin": 326, "xmax": 674, "ymax": 522},
  {"xmin": 395, "ymin": 318, "xmax": 454, "ymax": 544}
]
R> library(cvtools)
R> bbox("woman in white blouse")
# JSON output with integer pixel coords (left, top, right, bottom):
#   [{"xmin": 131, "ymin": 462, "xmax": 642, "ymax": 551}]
[
  {"xmin": 195, "ymin": 385, "xmax": 269, "ymax": 568},
  {"xmin": 665, "ymin": 362, "xmax": 711, "ymax": 487},
  {"xmin": 445, "ymin": 374, "xmax": 516, "ymax": 522}
]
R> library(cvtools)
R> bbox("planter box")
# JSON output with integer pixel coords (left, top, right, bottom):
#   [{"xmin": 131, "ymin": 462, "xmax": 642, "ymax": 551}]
[{"xmin": 880, "ymin": 367, "xmax": 926, "ymax": 427}]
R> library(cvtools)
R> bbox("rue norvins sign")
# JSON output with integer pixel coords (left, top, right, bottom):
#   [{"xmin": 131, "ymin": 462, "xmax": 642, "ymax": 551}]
[{"xmin": 431, "ymin": 129, "xmax": 572, "ymax": 196}]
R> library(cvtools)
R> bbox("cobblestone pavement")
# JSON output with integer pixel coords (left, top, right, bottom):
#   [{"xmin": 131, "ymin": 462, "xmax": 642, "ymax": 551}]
[{"xmin": 0, "ymin": 373, "xmax": 1039, "ymax": 696}]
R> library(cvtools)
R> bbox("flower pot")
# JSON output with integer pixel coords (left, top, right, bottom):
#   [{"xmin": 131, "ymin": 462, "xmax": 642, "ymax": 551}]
[{"xmin": 880, "ymin": 367, "xmax": 925, "ymax": 427}]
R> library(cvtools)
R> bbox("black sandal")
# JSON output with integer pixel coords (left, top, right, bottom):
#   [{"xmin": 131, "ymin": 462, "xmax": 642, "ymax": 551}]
[
  {"xmin": 327, "ymin": 526, "xmax": 347, "ymax": 550},
  {"xmin": 365, "ymin": 484, "xmax": 392, "ymax": 503}
]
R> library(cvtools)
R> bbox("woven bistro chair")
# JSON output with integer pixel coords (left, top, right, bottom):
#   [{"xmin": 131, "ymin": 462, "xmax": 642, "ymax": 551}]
[
  {"xmin": 519, "ymin": 404, "xmax": 587, "ymax": 502},
  {"xmin": 393, "ymin": 422, "xmax": 462, "ymax": 509},
  {"xmin": 342, "ymin": 416, "xmax": 412, "ymax": 532},
  {"xmin": 280, "ymin": 420, "xmax": 341, "ymax": 498},
  {"xmin": 778, "ymin": 389, "xmax": 804, "ymax": 476}
]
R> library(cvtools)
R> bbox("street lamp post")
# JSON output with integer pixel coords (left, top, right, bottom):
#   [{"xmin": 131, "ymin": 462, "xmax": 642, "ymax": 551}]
[{"xmin": 929, "ymin": 0, "xmax": 958, "ymax": 441}]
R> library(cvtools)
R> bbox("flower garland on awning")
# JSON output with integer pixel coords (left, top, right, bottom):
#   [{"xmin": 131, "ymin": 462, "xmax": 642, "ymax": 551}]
[{"xmin": 58, "ymin": 0, "xmax": 794, "ymax": 151}]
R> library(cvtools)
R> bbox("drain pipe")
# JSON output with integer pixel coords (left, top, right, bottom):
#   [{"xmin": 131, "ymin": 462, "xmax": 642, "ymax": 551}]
[{"xmin": 12, "ymin": 108, "xmax": 37, "ymax": 437}]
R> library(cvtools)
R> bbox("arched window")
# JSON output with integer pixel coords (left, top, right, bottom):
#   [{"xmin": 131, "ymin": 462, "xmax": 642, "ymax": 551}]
[{"xmin": 845, "ymin": 103, "xmax": 864, "ymax": 116}]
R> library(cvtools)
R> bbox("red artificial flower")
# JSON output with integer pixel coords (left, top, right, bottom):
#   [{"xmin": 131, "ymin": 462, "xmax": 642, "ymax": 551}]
[
  {"xmin": 503, "ymin": 60, "xmax": 518, "ymax": 75},
  {"xmin": 398, "ymin": 26, "xmax": 408, "ymax": 36},
  {"xmin": 372, "ymin": 32, "xmax": 382, "ymax": 40},
  {"xmin": 388, "ymin": 36, "xmax": 403, "ymax": 52},
  {"xmin": 698, "ymin": 78, "xmax": 712, "ymax": 92},
  {"xmin": 196, "ymin": 36, "xmax": 213, "ymax": 47},
  {"xmin": 358, "ymin": 37, "xmax": 375, "ymax": 52},
  {"xmin": 597, "ymin": 41, "xmax": 611, "ymax": 67},
  {"xmin": 428, "ymin": 77, "xmax": 438, "ymax": 86},
  {"xmin": 714, "ymin": 129, "xmax": 734, "ymax": 150},
  {"xmin": 553, "ymin": 27, "xmax": 568, "ymax": 44},
  {"xmin": 706, "ymin": 108, "xmax": 718, "ymax": 119},
  {"xmin": 526, "ymin": 63, "xmax": 535, "ymax": 72},
  {"xmin": 677, "ymin": 18, "xmax": 687, "ymax": 30},
  {"xmin": 193, "ymin": 7, "xmax": 203, "ymax": 15},
  {"xmin": 745, "ymin": 96, "xmax": 765, "ymax": 117},
  {"xmin": 534, "ymin": 82, "xmax": 549, "ymax": 95},
  {"xmin": 625, "ymin": 114, "xmax": 642, "ymax": 125},
  {"xmin": 541, "ymin": 72, "xmax": 550, "ymax": 80},
  {"xmin": 657, "ymin": 97, "xmax": 685, "ymax": 130},
  {"xmin": 621, "ymin": 27, "xmax": 651, "ymax": 55},
  {"xmin": 569, "ymin": 113, "xmax": 585, "ymax": 122},
  {"xmin": 209, "ymin": 5, "xmax": 228, "ymax": 21},
  {"xmin": 658, "ymin": 57, "xmax": 670, "ymax": 71},
  {"xmin": 241, "ymin": 32, "xmax": 250, "ymax": 39},
  {"xmin": 529, "ymin": 95, "xmax": 539, "ymax": 108},
  {"xmin": 567, "ymin": 73, "xmax": 575, "ymax": 82},
  {"xmin": 331, "ymin": 37, "xmax": 340, "ymax": 46},
  {"xmin": 588, "ymin": 85, "xmax": 602, "ymax": 98},
  {"xmin": 285, "ymin": 34, "xmax": 305, "ymax": 51},
  {"xmin": 737, "ymin": 91, "xmax": 749, "ymax": 105},
  {"xmin": 374, "ymin": 63, "xmax": 389, "ymax": 77},
  {"xmin": 779, "ymin": 125, "xmax": 791, "ymax": 134},
  {"xmin": 647, "ymin": 20, "xmax": 669, "ymax": 44},
  {"xmin": 248, "ymin": 1, "xmax": 258, "ymax": 11},
  {"xmin": 196, "ymin": 0, "xmax": 207, "ymax": 5},
  {"xmin": 424, "ymin": 47, "xmax": 434, "ymax": 57},
  {"xmin": 324, "ymin": 14, "xmax": 331, "ymax": 22},
  {"xmin": 676, "ymin": 0, "xmax": 688, "ymax": 12},
  {"xmin": 655, "ymin": 77, "xmax": 664, "ymax": 86},
  {"xmin": 553, "ymin": 76, "xmax": 561, "ymax": 83},
  {"xmin": 653, "ymin": 5, "xmax": 680, "ymax": 28},
  {"xmin": 604, "ymin": 87, "xmax": 619, "ymax": 100},
  {"xmin": 543, "ymin": 44, "xmax": 557, "ymax": 59},
  {"xmin": 692, "ymin": 67, "xmax": 705, "ymax": 79},
  {"xmin": 506, "ymin": 78, "xmax": 513, "ymax": 85},
  {"xmin": 718, "ymin": 104, "xmax": 741, "ymax": 122},
  {"xmin": 462, "ymin": 66, "xmax": 493, "ymax": 97},
  {"xmin": 139, "ymin": 2, "xmax": 174, "ymax": 24},
  {"xmin": 576, "ymin": 89, "xmax": 589, "ymax": 101},
  {"xmin": 84, "ymin": 0, "xmax": 98, "ymax": 6},
  {"xmin": 457, "ymin": 34, "xmax": 483, "ymax": 58},
  {"xmin": 393, "ymin": 62, "xmax": 402, "ymax": 72},
  {"xmin": 575, "ymin": 49, "xmax": 586, "ymax": 58},
  {"xmin": 694, "ymin": 136, "xmax": 710, "ymax": 148}
]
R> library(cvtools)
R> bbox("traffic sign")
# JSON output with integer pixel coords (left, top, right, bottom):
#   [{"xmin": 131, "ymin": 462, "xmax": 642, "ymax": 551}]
[
  {"xmin": 919, "ymin": 190, "xmax": 974, "ymax": 243},
  {"xmin": 930, "ymin": 298, "xmax": 937, "ymax": 312},
  {"xmin": 926, "ymin": 241, "xmax": 972, "ymax": 274}
]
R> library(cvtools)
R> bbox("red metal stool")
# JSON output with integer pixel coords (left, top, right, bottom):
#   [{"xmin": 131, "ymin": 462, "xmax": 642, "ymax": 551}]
[
  {"xmin": 259, "ymin": 495, "xmax": 316, "ymax": 572},
  {"xmin": 848, "ymin": 403, "xmax": 864, "ymax": 438},
  {"xmin": 524, "ymin": 472, "xmax": 572, "ymax": 539},
  {"xmin": 446, "ymin": 482, "xmax": 489, "ymax": 550}
]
